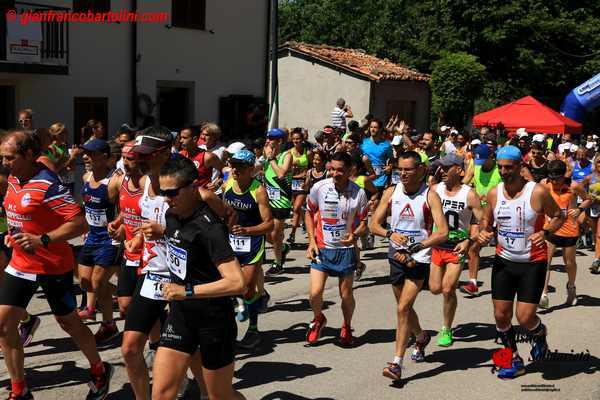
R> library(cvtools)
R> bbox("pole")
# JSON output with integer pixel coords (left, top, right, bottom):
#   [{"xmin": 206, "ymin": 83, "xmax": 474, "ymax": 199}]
[{"xmin": 270, "ymin": 0, "xmax": 278, "ymax": 112}]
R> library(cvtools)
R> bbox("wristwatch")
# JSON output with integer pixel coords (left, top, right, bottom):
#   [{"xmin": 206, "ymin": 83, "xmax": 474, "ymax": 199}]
[
  {"xmin": 40, "ymin": 234, "xmax": 51, "ymax": 248},
  {"xmin": 185, "ymin": 283, "xmax": 194, "ymax": 298},
  {"xmin": 385, "ymin": 230, "xmax": 393, "ymax": 238}
]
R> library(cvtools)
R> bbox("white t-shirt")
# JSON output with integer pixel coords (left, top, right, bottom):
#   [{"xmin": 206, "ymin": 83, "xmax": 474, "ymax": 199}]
[{"xmin": 331, "ymin": 107, "xmax": 348, "ymax": 130}]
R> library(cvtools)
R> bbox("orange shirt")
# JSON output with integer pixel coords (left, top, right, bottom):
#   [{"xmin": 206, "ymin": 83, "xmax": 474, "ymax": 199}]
[{"xmin": 544, "ymin": 182, "xmax": 578, "ymax": 237}]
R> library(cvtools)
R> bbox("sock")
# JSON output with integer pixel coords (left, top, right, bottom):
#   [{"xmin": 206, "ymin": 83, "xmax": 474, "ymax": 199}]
[
  {"xmin": 528, "ymin": 319, "xmax": 546, "ymax": 341},
  {"xmin": 11, "ymin": 379, "xmax": 26, "ymax": 396},
  {"xmin": 149, "ymin": 341, "xmax": 159, "ymax": 351},
  {"xmin": 496, "ymin": 325, "xmax": 518, "ymax": 355},
  {"xmin": 19, "ymin": 314, "xmax": 30, "ymax": 324},
  {"xmin": 245, "ymin": 293, "xmax": 261, "ymax": 331},
  {"xmin": 80, "ymin": 292, "xmax": 88, "ymax": 309},
  {"xmin": 90, "ymin": 361, "xmax": 105, "ymax": 377},
  {"xmin": 470, "ymin": 278, "xmax": 477, "ymax": 285},
  {"xmin": 393, "ymin": 356, "xmax": 403, "ymax": 366}
]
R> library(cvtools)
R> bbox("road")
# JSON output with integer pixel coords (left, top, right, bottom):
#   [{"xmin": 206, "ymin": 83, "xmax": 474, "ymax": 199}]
[{"xmin": 1, "ymin": 234, "xmax": 599, "ymax": 400}]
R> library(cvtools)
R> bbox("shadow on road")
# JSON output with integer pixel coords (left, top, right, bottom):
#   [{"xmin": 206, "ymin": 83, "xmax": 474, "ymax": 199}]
[
  {"xmin": 526, "ymin": 354, "xmax": 600, "ymax": 379},
  {"xmin": 0, "ymin": 360, "xmax": 90, "ymax": 391},
  {"xmin": 261, "ymin": 391, "xmax": 335, "ymax": 400},
  {"xmin": 236, "ymin": 322, "xmax": 314, "ymax": 360},
  {"xmin": 265, "ymin": 299, "xmax": 335, "ymax": 314},
  {"xmin": 537, "ymin": 294, "xmax": 600, "ymax": 315},
  {"xmin": 452, "ymin": 322, "xmax": 498, "ymax": 343},
  {"xmin": 234, "ymin": 361, "xmax": 331, "ymax": 390}
]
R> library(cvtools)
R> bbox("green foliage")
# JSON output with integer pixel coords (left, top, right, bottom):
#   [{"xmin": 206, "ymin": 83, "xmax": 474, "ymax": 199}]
[{"xmin": 430, "ymin": 52, "xmax": 486, "ymax": 127}]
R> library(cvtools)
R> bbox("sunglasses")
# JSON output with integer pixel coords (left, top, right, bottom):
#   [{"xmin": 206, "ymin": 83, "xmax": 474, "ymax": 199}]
[
  {"xmin": 531, "ymin": 151, "xmax": 544, "ymax": 156},
  {"xmin": 345, "ymin": 140, "xmax": 355, "ymax": 145},
  {"xmin": 159, "ymin": 181, "xmax": 193, "ymax": 198}
]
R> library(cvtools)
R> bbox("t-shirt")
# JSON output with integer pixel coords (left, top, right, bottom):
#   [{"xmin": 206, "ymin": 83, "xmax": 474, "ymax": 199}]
[
  {"xmin": 331, "ymin": 106, "xmax": 348, "ymax": 130},
  {"xmin": 360, "ymin": 137, "xmax": 392, "ymax": 188},
  {"xmin": 306, "ymin": 178, "xmax": 368, "ymax": 249},
  {"xmin": 4, "ymin": 167, "xmax": 80, "ymax": 275}
]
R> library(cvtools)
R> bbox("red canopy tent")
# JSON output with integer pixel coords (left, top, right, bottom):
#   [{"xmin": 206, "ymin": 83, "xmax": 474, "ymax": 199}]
[{"xmin": 472, "ymin": 96, "xmax": 582, "ymax": 135}]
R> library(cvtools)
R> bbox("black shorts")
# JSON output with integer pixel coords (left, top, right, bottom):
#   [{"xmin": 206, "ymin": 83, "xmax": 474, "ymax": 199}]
[
  {"xmin": 0, "ymin": 270, "xmax": 76, "ymax": 316},
  {"xmin": 159, "ymin": 299, "xmax": 236, "ymax": 370},
  {"xmin": 117, "ymin": 259, "xmax": 141, "ymax": 298},
  {"xmin": 124, "ymin": 276, "xmax": 168, "ymax": 334},
  {"xmin": 78, "ymin": 243, "xmax": 119, "ymax": 267},
  {"xmin": 271, "ymin": 207, "xmax": 292, "ymax": 220},
  {"xmin": 547, "ymin": 234, "xmax": 578, "ymax": 248},
  {"xmin": 389, "ymin": 258, "xmax": 429, "ymax": 286},
  {"xmin": 491, "ymin": 256, "xmax": 546, "ymax": 304}
]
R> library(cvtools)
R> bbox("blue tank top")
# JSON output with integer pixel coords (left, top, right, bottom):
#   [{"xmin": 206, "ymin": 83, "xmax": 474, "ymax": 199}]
[
  {"xmin": 82, "ymin": 173, "xmax": 115, "ymax": 245},
  {"xmin": 572, "ymin": 161, "xmax": 592, "ymax": 183}
]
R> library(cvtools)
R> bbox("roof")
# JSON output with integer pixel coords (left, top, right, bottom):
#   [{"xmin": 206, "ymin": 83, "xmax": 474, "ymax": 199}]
[{"xmin": 279, "ymin": 41, "xmax": 430, "ymax": 83}]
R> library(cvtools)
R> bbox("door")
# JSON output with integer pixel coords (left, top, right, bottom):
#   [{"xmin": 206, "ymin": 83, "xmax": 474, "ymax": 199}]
[
  {"xmin": 0, "ymin": 85, "xmax": 15, "ymax": 130},
  {"xmin": 157, "ymin": 86, "xmax": 190, "ymax": 131},
  {"xmin": 73, "ymin": 97, "xmax": 108, "ymax": 144}
]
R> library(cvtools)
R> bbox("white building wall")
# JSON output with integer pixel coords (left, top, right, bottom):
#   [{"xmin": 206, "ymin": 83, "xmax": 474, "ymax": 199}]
[{"xmin": 277, "ymin": 54, "xmax": 371, "ymax": 137}]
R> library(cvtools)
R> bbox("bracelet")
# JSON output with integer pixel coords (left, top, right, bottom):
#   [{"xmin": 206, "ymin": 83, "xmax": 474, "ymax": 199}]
[{"xmin": 185, "ymin": 283, "xmax": 194, "ymax": 298}]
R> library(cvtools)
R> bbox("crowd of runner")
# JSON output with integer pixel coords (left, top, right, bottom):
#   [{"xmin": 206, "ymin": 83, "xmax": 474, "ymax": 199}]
[{"xmin": 0, "ymin": 105, "xmax": 598, "ymax": 399}]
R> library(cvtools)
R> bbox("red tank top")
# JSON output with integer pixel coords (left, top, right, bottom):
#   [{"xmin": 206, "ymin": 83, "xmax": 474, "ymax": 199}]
[
  {"xmin": 119, "ymin": 176, "xmax": 144, "ymax": 265},
  {"xmin": 180, "ymin": 149, "xmax": 212, "ymax": 187}
]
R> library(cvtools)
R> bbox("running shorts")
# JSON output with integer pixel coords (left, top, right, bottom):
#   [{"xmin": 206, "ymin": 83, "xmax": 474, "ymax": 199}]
[
  {"xmin": 546, "ymin": 234, "xmax": 578, "ymax": 248},
  {"xmin": 270, "ymin": 207, "xmax": 292, "ymax": 220},
  {"xmin": 0, "ymin": 268, "xmax": 76, "ymax": 316},
  {"xmin": 389, "ymin": 258, "xmax": 429, "ymax": 286},
  {"xmin": 117, "ymin": 257, "xmax": 141, "ymax": 298},
  {"xmin": 431, "ymin": 247, "xmax": 463, "ymax": 267},
  {"xmin": 491, "ymin": 256, "xmax": 546, "ymax": 304},
  {"xmin": 310, "ymin": 247, "xmax": 356, "ymax": 277},
  {"xmin": 159, "ymin": 298, "xmax": 236, "ymax": 370},
  {"xmin": 78, "ymin": 243, "xmax": 119, "ymax": 268},
  {"xmin": 234, "ymin": 236, "xmax": 265, "ymax": 266},
  {"xmin": 124, "ymin": 275, "xmax": 168, "ymax": 334}
]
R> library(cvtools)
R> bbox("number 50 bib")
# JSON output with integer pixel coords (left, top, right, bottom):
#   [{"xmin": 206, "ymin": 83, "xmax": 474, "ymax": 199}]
[{"xmin": 167, "ymin": 243, "xmax": 188, "ymax": 279}]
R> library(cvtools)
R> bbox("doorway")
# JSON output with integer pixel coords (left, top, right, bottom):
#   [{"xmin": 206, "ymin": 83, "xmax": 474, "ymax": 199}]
[
  {"xmin": 157, "ymin": 81, "xmax": 195, "ymax": 132},
  {"xmin": 0, "ymin": 85, "xmax": 15, "ymax": 130}
]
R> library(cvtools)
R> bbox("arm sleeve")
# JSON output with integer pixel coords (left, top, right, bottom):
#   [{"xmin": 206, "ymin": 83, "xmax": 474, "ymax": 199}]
[{"xmin": 43, "ymin": 182, "xmax": 81, "ymax": 220}]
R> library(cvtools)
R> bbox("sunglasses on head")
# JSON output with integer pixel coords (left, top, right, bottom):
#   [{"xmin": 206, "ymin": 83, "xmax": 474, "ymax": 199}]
[{"xmin": 159, "ymin": 180, "xmax": 194, "ymax": 198}]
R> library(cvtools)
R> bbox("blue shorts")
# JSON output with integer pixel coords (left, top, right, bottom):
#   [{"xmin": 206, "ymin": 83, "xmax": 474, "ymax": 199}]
[
  {"xmin": 311, "ymin": 247, "xmax": 356, "ymax": 277},
  {"xmin": 78, "ymin": 243, "xmax": 119, "ymax": 267},
  {"xmin": 232, "ymin": 236, "xmax": 265, "ymax": 266}
]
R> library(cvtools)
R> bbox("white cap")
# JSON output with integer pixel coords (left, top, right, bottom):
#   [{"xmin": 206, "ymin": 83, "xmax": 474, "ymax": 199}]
[
  {"xmin": 450, "ymin": 129, "xmax": 459, "ymax": 135},
  {"xmin": 570, "ymin": 144, "xmax": 579, "ymax": 152},
  {"xmin": 440, "ymin": 125, "xmax": 450, "ymax": 132},
  {"xmin": 391, "ymin": 135, "xmax": 402, "ymax": 146},
  {"xmin": 558, "ymin": 143, "xmax": 571, "ymax": 153},
  {"xmin": 225, "ymin": 141, "xmax": 246, "ymax": 154},
  {"xmin": 594, "ymin": 135, "xmax": 599, "ymax": 140},
  {"xmin": 471, "ymin": 139, "xmax": 481, "ymax": 145},
  {"xmin": 516, "ymin": 128, "xmax": 528, "ymax": 138},
  {"xmin": 532, "ymin": 134, "xmax": 545, "ymax": 143},
  {"xmin": 586, "ymin": 141, "xmax": 595, "ymax": 149}
]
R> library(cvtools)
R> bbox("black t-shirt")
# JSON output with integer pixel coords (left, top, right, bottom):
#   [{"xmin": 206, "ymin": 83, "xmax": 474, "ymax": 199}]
[{"xmin": 164, "ymin": 203, "xmax": 234, "ymax": 288}]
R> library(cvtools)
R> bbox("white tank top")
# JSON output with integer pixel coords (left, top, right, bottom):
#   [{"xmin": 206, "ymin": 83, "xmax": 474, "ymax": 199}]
[
  {"xmin": 389, "ymin": 183, "xmax": 432, "ymax": 263},
  {"xmin": 139, "ymin": 177, "xmax": 169, "ymax": 275},
  {"xmin": 435, "ymin": 183, "xmax": 473, "ymax": 249},
  {"xmin": 494, "ymin": 181, "xmax": 546, "ymax": 262}
]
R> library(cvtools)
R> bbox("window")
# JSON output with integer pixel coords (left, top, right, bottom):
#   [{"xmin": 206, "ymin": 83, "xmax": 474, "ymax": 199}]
[
  {"xmin": 74, "ymin": 97, "xmax": 108, "ymax": 144},
  {"xmin": 172, "ymin": 0, "xmax": 206, "ymax": 30},
  {"xmin": 73, "ymin": 0, "xmax": 111, "ymax": 13}
]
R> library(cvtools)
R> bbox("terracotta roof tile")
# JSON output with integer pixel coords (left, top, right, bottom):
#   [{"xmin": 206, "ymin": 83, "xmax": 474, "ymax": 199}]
[{"xmin": 280, "ymin": 41, "xmax": 430, "ymax": 82}]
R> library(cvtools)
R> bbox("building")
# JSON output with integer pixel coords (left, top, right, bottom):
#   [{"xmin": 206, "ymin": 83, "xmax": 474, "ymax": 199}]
[
  {"xmin": 277, "ymin": 41, "xmax": 431, "ymax": 135},
  {"xmin": 0, "ymin": 0, "xmax": 270, "ymax": 142}
]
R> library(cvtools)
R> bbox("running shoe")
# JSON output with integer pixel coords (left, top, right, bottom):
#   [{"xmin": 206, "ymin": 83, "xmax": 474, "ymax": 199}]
[
  {"xmin": 78, "ymin": 307, "xmax": 97, "ymax": 321},
  {"xmin": 459, "ymin": 281, "xmax": 479, "ymax": 296},
  {"xmin": 286, "ymin": 234, "xmax": 295, "ymax": 246},
  {"xmin": 144, "ymin": 348, "xmax": 156, "ymax": 370},
  {"xmin": 7, "ymin": 391, "xmax": 33, "ymax": 400},
  {"xmin": 410, "ymin": 331, "xmax": 431, "ymax": 362},
  {"xmin": 19, "ymin": 315, "xmax": 41, "ymax": 347},
  {"xmin": 266, "ymin": 262, "xmax": 284, "ymax": 276},
  {"xmin": 566, "ymin": 284, "xmax": 577, "ymax": 306},
  {"xmin": 355, "ymin": 262, "xmax": 366, "ymax": 281},
  {"xmin": 258, "ymin": 291, "xmax": 271, "ymax": 313},
  {"xmin": 94, "ymin": 321, "xmax": 119, "ymax": 344},
  {"xmin": 238, "ymin": 329, "xmax": 261, "ymax": 350},
  {"xmin": 86, "ymin": 362, "xmax": 113, "ymax": 400},
  {"xmin": 306, "ymin": 314, "xmax": 327, "ymax": 344},
  {"xmin": 437, "ymin": 327, "xmax": 453, "ymax": 347},
  {"xmin": 497, "ymin": 356, "xmax": 525, "ymax": 379},
  {"xmin": 589, "ymin": 259, "xmax": 600, "ymax": 274},
  {"xmin": 177, "ymin": 376, "xmax": 188, "ymax": 399},
  {"xmin": 382, "ymin": 362, "xmax": 402, "ymax": 381},
  {"xmin": 338, "ymin": 322, "xmax": 354, "ymax": 347},
  {"xmin": 235, "ymin": 302, "xmax": 248, "ymax": 322},
  {"xmin": 538, "ymin": 293, "xmax": 549, "ymax": 309},
  {"xmin": 529, "ymin": 329, "xmax": 549, "ymax": 362}
]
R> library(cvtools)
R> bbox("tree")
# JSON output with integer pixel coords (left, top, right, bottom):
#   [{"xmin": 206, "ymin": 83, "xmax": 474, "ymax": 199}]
[{"xmin": 430, "ymin": 52, "xmax": 486, "ymax": 128}]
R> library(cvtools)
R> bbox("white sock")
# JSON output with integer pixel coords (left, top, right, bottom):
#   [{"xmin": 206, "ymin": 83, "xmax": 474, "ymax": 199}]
[
  {"xmin": 470, "ymin": 278, "xmax": 477, "ymax": 284},
  {"xmin": 393, "ymin": 355, "xmax": 403, "ymax": 366}
]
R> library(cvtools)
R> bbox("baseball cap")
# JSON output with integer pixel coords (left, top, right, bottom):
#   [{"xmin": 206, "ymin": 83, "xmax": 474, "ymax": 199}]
[
  {"xmin": 586, "ymin": 141, "xmax": 595, "ymax": 150},
  {"xmin": 226, "ymin": 142, "xmax": 246, "ymax": 155},
  {"xmin": 230, "ymin": 149, "xmax": 255, "ymax": 165},
  {"xmin": 496, "ymin": 145, "xmax": 522, "ymax": 161},
  {"xmin": 471, "ymin": 139, "xmax": 482, "ymax": 146},
  {"xmin": 450, "ymin": 129, "xmax": 459, "ymax": 136},
  {"xmin": 122, "ymin": 140, "xmax": 136, "ymax": 156},
  {"xmin": 391, "ymin": 135, "xmax": 402, "ymax": 146},
  {"xmin": 532, "ymin": 134, "xmax": 545, "ymax": 143},
  {"xmin": 438, "ymin": 153, "xmax": 464, "ymax": 167},
  {"xmin": 570, "ymin": 144, "xmax": 579, "ymax": 152},
  {"xmin": 440, "ymin": 125, "xmax": 450, "ymax": 132},
  {"xmin": 266, "ymin": 128, "xmax": 286, "ymax": 139},
  {"xmin": 516, "ymin": 128, "xmax": 528, "ymax": 138},
  {"xmin": 132, "ymin": 135, "xmax": 169, "ymax": 154},
  {"xmin": 474, "ymin": 144, "xmax": 492, "ymax": 165},
  {"xmin": 82, "ymin": 138, "xmax": 110, "ymax": 154},
  {"xmin": 322, "ymin": 126, "xmax": 334, "ymax": 135}
]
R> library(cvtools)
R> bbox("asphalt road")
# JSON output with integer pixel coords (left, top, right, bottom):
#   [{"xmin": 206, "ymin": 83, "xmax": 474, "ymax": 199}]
[{"xmin": 1, "ymin": 234, "xmax": 599, "ymax": 400}]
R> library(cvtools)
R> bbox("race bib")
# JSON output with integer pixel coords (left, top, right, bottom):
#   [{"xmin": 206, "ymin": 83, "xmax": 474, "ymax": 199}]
[
  {"xmin": 323, "ymin": 223, "xmax": 347, "ymax": 243},
  {"xmin": 267, "ymin": 186, "xmax": 281, "ymax": 201},
  {"xmin": 392, "ymin": 229, "xmax": 426, "ymax": 248},
  {"xmin": 496, "ymin": 204, "xmax": 526, "ymax": 251},
  {"xmin": 391, "ymin": 170, "xmax": 401, "ymax": 184},
  {"xmin": 167, "ymin": 243, "xmax": 188, "ymax": 279},
  {"xmin": 85, "ymin": 208, "xmax": 108, "ymax": 227},
  {"xmin": 140, "ymin": 273, "xmax": 171, "ymax": 301},
  {"xmin": 5, "ymin": 265, "xmax": 37, "ymax": 282},
  {"xmin": 292, "ymin": 179, "xmax": 304, "ymax": 191},
  {"xmin": 229, "ymin": 234, "xmax": 251, "ymax": 253}
]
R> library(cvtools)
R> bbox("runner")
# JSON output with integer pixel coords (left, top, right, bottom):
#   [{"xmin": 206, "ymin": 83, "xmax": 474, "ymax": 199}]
[
  {"xmin": 460, "ymin": 144, "xmax": 502, "ymax": 296},
  {"xmin": 476, "ymin": 145, "xmax": 564, "ymax": 379},
  {"xmin": 287, "ymin": 129, "xmax": 311, "ymax": 246},
  {"xmin": 223, "ymin": 150, "xmax": 273, "ymax": 350},
  {"xmin": 179, "ymin": 125, "xmax": 223, "ymax": 188},
  {"xmin": 369, "ymin": 151, "xmax": 448, "ymax": 382},
  {"xmin": 585, "ymin": 157, "xmax": 600, "ymax": 273},
  {"xmin": 429, "ymin": 154, "xmax": 482, "ymax": 347},
  {"xmin": 524, "ymin": 143, "xmax": 548, "ymax": 183},
  {"xmin": 305, "ymin": 152, "xmax": 368, "ymax": 346},
  {"xmin": 77, "ymin": 139, "xmax": 120, "ymax": 343},
  {"xmin": 263, "ymin": 128, "xmax": 293, "ymax": 276},
  {"xmin": 152, "ymin": 156, "xmax": 246, "ymax": 400},
  {"xmin": 360, "ymin": 118, "xmax": 392, "ymax": 193},
  {"xmin": 0, "ymin": 131, "xmax": 113, "ymax": 399},
  {"xmin": 538, "ymin": 160, "xmax": 590, "ymax": 308}
]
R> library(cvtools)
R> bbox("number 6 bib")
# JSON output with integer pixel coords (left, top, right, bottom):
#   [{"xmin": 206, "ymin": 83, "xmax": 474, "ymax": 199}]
[
  {"xmin": 167, "ymin": 243, "xmax": 188, "ymax": 279},
  {"xmin": 140, "ymin": 272, "xmax": 171, "ymax": 300}
]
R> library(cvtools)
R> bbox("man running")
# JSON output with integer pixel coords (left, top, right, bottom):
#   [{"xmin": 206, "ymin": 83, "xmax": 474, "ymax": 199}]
[
  {"xmin": 263, "ymin": 128, "xmax": 293, "ymax": 275},
  {"xmin": 305, "ymin": 152, "xmax": 368, "ymax": 346},
  {"xmin": 153, "ymin": 156, "xmax": 246, "ymax": 400},
  {"xmin": 223, "ymin": 150, "xmax": 273, "ymax": 350},
  {"xmin": 370, "ymin": 151, "xmax": 448, "ymax": 382},
  {"xmin": 429, "ymin": 154, "xmax": 482, "ymax": 347},
  {"xmin": 179, "ymin": 125, "xmax": 223, "ymax": 188},
  {"xmin": 476, "ymin": 145, "xmax": 563, "ymax": 379},
  {"xmin": 0, "ymin": 131, "xmax": 113, "ymax": 399}
]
